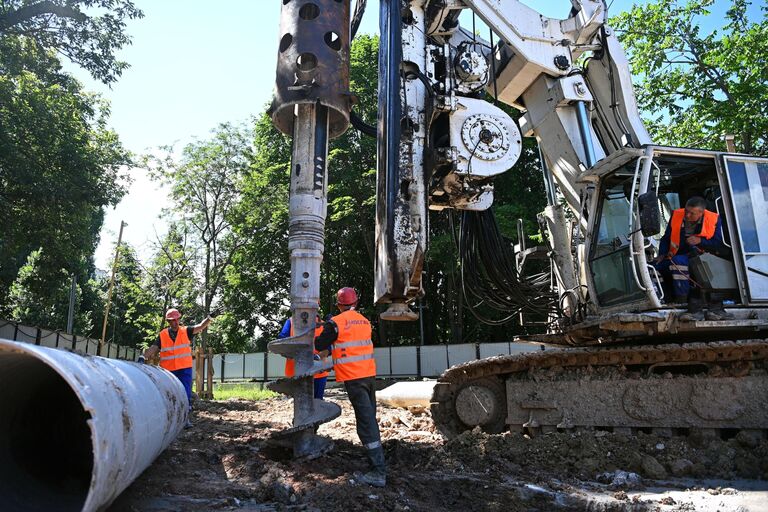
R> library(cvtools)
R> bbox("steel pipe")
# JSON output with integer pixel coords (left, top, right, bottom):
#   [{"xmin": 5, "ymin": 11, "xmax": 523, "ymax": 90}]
[{"xmin": 0, "ymin": 339, "xmax": 188, "ymax": 512}]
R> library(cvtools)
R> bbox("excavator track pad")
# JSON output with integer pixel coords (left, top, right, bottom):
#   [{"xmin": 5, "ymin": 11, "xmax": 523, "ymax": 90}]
[{"xmin": 431, "ymin": 341, "xmax": 768, "ymax": 440}]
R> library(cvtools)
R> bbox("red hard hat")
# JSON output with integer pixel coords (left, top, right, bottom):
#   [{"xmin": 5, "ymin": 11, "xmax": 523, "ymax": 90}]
[
  {"xmin": 165, "ymin": 308, "xmax": 181, "ymax": 320},
  {"xmin": 336, "ymin": 287, "xmax": 358, "ymax": 306}
]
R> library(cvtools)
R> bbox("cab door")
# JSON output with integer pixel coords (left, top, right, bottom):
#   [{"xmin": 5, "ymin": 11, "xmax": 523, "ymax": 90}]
[{"xmin": 721, "ymin": 156, "xmax": 768, "ymax": 301}]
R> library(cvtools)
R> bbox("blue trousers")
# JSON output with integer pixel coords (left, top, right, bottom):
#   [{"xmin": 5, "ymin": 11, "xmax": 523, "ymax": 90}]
[
  {"xmin": 655, "ymin": 254, "xmax": 691, "ymax": 298},
  {"xmin": 171, "ymin": 367, "xmax": 193, "ymax": 410},
  {"xmin": 314, "ymin": 376, "xmax": 327, "ymax": 400}
]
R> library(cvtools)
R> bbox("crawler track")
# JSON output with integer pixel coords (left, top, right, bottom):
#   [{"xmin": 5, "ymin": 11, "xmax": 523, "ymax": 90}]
[{"xmin": 431, "ymin": 340, "xmax": 768, "ymax": 438}]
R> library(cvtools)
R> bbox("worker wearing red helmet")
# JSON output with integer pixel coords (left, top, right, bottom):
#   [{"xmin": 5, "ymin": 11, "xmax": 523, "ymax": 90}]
[
  {"xmin": 141, "ymin": 308, "xmax": 212, "ymax": 427},
  {"xmin": 315, "ymin": 287, "xmax": 386, "ymax": 487}
]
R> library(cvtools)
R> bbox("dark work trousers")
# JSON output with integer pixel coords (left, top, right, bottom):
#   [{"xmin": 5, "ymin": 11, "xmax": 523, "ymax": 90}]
[{"xmin": 344, "ymin": 376, "xmax": 386, "ymax": 472}]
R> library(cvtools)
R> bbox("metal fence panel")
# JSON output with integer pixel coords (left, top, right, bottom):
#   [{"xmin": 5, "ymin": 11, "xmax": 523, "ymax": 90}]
[
  {"xmin": 390, "ymin": 346, "xmax": 418, "ymax": 376},
  {"xmin": 221, "ymin": 353, "xmax": 243, "ymax": 380},
  {"xmin": 0, "ymin": 322, "xmax": 15, "ymax": 340},
  {"xmin": 210, "ymin": 354, "xmax": 222, "ymax": 379},
  {"xmin": 479, "ymin": 342, "xmax": 511, "ymax": 359},
  {"xmin": 14, "ymin": 325, "xmax": 37, "ymax": 344},
  {"xmin": 40, "ymin": 329, "xmax": 58, "ymax": 348},
  {"xmin": 244, "ymin": 353, "xmax": 263, "ymax": 380},
  {"xmin": 267, "ymin": 353, "xmax": 286, "ymax": 379},
  {"xmin": 76, "ymin": 339, "xmax": 88, "ymax": 352},
  {"xmin": 373, "ymin": 348, "xmax": 391, "ymax": 377},
  {"xmin": 510, "ymin": 342, "xmax": 541, "ymax": 356},
  {"xmin": 447, "ymin": 343, "xmax": 476, "ymax": 367},
  {"xmin": 59, "ymin": 332, "xmax": 73, "ymax": 349},
  {"xmin": 420, "ymin": 345, "xmax": 449, "ymax": 377},
  {"xmin": 86, "ymin": 339, "xmax": 99, "ymax": 355}
]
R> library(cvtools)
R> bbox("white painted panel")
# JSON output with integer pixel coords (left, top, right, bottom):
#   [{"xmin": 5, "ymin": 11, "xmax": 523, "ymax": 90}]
[
  {"xmin": 374, "ymin": 348, "xmax": 391, "ymax": 377},
  {"xmin": 479, "ymin": 342, "xmax": 510, "ymax": 358},
  {"xmin": 0, "ymin": 322, "xmax": 16, "ymax": 340},
  {"xmin": 40, "ymin": 329, "xmax": 58, "ymax": 348},
  {"xmin": 14, "ymin": 325, "xmax": 37, "ymax": 344},
  {"xmin": 222, "ymin": 353, "xmax": 245, "ymax": 380},
  {"xmin": 390, "ymin": 346, "xmax": 418, "ymax": 376},
  {"xmin": 420, "ymin": 345, "xmax": 449, "ymax": 377},
  {"xmin": 267, "ymin": 353, "xmax": 286, "ymax": 379},
  {"xmin": 244, "ymin": 353, "xmax": 263, "ymax": 380},
  {"xmin": 447, "ymin": 343, "xmax": 476, "ymax": 367}
]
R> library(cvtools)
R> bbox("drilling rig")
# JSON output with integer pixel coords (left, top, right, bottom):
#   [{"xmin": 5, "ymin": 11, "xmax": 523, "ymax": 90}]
[{"xmin": 270, "ymin": 0, "xmax": 768, "ymax": 450}]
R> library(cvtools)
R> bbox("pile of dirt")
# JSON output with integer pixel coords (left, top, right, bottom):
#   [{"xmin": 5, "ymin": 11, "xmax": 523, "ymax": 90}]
[
  {"xmin": 109, "ymin": 388, "xmax": 767, "ymax": 512},
  {"xmin": 443, "ymin": 427, "xmax": 768, "ymax": 481}
]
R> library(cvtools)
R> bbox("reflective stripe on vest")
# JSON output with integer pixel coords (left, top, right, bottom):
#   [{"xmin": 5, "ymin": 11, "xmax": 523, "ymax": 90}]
[
  {"xmin": 160, "ymin": 344, "xmax": 189, "ymax": 353},
  {"xmin": 331, "ymin": 309, "xmax": 375, "ymax": 383},
  {"xmin": 285, "ymin": 320, "xmax": 328, "ymax": 379},
  {"xmin": 159, "ymin": 327, "xmax": 193, "ymax": 371},
  {"xmin": 668, "ymin": 208, "xmax": 718, "ymax": 256}
]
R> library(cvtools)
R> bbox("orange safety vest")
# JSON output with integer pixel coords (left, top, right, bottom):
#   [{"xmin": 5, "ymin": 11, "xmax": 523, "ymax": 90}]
[
  {"xmin": 285, "ymin": 321, "xmax": 329, "ymax": 379},
  {"xmin": 331, "ymin": 309, "xmax": 376, "ymax": 383},
  {"xmin": 159, "ymin": 327, "xmax": 193, "ymax": 371},
  {"xmin": 668, "ymin": 208, "xmax": 719, "ymax": 256}
]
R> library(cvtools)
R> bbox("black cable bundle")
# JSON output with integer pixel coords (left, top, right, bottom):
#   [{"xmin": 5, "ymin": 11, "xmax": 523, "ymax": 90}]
[{"xmin": 458, "ymin": 209, "xmax": 556, "ymax": 325}]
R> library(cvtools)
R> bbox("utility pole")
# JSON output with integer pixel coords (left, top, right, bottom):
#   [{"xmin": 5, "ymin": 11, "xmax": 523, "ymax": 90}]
[
  {"xmin": 100, "ymin": 221, "xmax": 126, "ymax": 356},
  {"xmin": 66, "ymin": 274, "xmax": 76, "ymax": 334}
]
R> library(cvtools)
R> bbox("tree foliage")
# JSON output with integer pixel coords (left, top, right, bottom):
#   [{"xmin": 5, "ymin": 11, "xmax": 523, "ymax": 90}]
[
  {"xmin": 0, "ymin": 0, "xmax": 138, "ymax": 328},
  {"xmin": 612, "ymin": 0, "xmax": 768, "ymax": 154},
  {"xmin": 7, "ymin": 248, "xmax": 96, "ymax": 333},
  {"xmin": 0, "ymin": 0, "xmax": 144, "ymax": 85},
  {"xmin": 146, "ymin": 123, "xmax": 255, "ymax": 352}
]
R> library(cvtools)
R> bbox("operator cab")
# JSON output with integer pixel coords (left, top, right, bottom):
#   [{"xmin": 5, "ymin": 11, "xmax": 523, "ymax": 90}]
[{"xmin": 576, "ymin": 146, "xmax": 768, "ymax": 340}]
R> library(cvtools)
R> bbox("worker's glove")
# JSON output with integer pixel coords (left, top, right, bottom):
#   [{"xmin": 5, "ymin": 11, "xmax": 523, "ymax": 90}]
[{"xmin": 137, "ymin": 356, "xmax": 146, "ymax": 364}]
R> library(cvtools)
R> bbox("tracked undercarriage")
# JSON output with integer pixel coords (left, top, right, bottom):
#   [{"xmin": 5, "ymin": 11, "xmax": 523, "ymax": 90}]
[{"xmin": 431, "ymin": 340, "xmax": 768, "ymax": 440}]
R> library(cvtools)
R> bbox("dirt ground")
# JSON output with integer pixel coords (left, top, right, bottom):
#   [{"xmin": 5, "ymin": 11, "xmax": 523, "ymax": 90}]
[{"xmin": 109, "ymin": 387, "xmax": 768, "ymax": 512}]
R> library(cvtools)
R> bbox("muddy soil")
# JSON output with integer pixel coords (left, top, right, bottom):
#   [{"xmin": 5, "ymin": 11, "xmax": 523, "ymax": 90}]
[{"xmin": 109, "ymin": 388, "xmax": 768, "ymax": 512}]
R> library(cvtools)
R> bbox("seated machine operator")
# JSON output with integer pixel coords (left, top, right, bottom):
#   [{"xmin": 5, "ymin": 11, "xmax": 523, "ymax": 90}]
[{"xmin": 653, "ymin": 196, "xmax": 734, "ymax": 321}]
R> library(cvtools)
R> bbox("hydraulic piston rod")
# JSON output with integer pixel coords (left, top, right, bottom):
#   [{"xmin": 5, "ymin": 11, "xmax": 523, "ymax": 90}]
[{"xmin": 0, "ymin": 339, "xmax": 188, "ymax": 512}]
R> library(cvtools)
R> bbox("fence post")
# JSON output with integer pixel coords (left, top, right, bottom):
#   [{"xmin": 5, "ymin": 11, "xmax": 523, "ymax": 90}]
[
  {"xmin": 220, "ymin": 354, "xmax": 225, "ymax": 383},
  {"xmin": 242, "ymin": 352, "xmax": 246, "ymax": 380},
  {"xmin": 35, "ymin": 327, "xmax": 41, "ymax": 346},
  {"xmin": 416, "ymin": 345, "xmax": 422, "ymax": 379},
  {"xmin": 263, "ymin": 351, "xmax": 268, "ymax": 382},
  {"xmin": 475, "ymin": 342, "xmax": 481, "ymax": 360},
  {"xmin": 13, "ymin": 323, "xmax": 18, "ymax": 341},
  {"xmin": 207, "ymin": 349, "xmax": 214, "ymax": 399},
  {"xmin": 55, "ymin": 331, "xmax": 60, "ymax": 348},
  {"xmin": 72, "ymin": 334, "xmax": 77, "ymax": 350}
]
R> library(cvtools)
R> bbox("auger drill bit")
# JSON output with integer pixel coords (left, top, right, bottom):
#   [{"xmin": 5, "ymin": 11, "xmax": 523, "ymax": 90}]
[{"xmin": 267, "ymin": 0, "xmax": 351, "ymax": 459}]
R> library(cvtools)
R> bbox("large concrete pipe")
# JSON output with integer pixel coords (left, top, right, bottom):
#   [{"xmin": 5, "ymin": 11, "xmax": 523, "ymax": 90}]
[{"xmin": 0, "ymin": 339, "xmax": 188, "ymax": 512}]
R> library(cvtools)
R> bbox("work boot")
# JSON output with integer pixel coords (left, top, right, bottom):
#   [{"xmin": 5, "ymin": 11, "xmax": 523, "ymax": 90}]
[
  {"xmin": 357, "ymin": 469, "xmax": 386, "ymax": 487},
  {"xmin": 705, "ymin": 309, "xmax": 734, "ymax": 321}
]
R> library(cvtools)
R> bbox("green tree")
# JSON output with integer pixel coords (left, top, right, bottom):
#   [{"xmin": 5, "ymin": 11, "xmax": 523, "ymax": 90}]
[
  {"xmin": 146, "ymin": 123, "xmax": 255, "ymax": 352},
  {"xmin": 611, "ymin": 0, "xmax": 768, "ymax": 154},
  {"xmin": 0, "ymin": 63, "xmax": 130, "ymax": 314},
  {"xmin": 93, "ymin": 242, "xmax": 159, "ymax": 348},
  {"xmin": 7, "ymin": 249, "xmax": 94, "ymax": 333},
  {"xmin": 140, "ymin": 223, "xmax": 202, "ymax": 344},
  {"xmin": 0, "ymin": 0, "xmax": 143, "ymax": 85}
]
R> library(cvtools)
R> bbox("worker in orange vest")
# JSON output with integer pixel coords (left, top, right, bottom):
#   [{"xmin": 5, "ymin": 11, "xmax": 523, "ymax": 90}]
[
  {"xmin": 140, "ymin": 308, "xmax": 212, "ymax": 427},
  {"xmin": 654, "ymin": 196, "xmax": 732, "ymax": 320},
  {"xmin": 315, "ymin": 287, "xmax": 386, "ymax": 487},
  {"xmin": 277, "ymin": 311, "xmax": 329, "ymax": 399}
]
